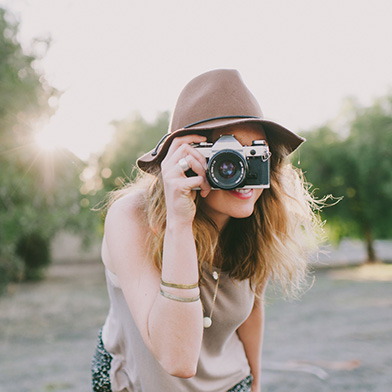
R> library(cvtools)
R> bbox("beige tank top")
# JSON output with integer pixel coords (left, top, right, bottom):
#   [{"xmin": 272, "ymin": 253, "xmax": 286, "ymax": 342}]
[{"xmin": 102, "ymin": 264, "xmax": 255, "ymax": 392}]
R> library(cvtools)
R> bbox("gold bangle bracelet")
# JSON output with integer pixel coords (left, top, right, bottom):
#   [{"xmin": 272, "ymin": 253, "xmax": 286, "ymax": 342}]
[
  {"xmin": 160, "ymin": 278, "xmax": 199, "ymax": 290},
  {"xmin": 160, "ymin": 289, "xmax": 200, "ymax": 303}
]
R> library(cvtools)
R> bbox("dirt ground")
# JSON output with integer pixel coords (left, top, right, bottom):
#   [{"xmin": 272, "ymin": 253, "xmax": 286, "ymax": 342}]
[{"xmin": 0, "ymin": 261, "xmax": 391, "ymax": 392}]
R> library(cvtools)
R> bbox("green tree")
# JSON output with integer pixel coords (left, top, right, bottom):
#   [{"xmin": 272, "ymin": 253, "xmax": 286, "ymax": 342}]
[
  {"xmin": 294, "ymin": 96, "xmax": 392, "ymax": 262},
  {"xmin": 0, "ymin": 8, "xmax": 55, "ymax": 146},
  {"xmin": 0, "ymin": 8, "xmax": 99, "ymax": 288}
]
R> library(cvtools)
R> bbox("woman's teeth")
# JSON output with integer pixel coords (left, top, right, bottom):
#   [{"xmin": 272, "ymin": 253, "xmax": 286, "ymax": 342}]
[{"xmin": 234, "ymin": 189, "xmax": 252, "ymax": 194}]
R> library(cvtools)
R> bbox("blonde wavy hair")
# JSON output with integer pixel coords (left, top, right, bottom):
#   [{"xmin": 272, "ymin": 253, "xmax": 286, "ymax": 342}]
[{"xmin": 106, "ymin": 140, "xmax": 324, "ymax": 298}]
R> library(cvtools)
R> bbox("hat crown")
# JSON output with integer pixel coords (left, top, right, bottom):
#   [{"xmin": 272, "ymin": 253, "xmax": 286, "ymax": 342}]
[{"xmin": 169, "ymin": 69, "xmax": 264, "ymax": 132}]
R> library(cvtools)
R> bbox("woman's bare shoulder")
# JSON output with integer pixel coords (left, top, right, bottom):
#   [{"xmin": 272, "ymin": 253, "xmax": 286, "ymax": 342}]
[
  {"xmin": 105, "ymin": 189, "xmax": 147, "ymax": 229},
  {"xmin": 103, "ymin": 189, "xmax": 151, "ymax": 272},
  {"xmin": 104, "ymin": 189, "xmax": 150, "ymax": 251}
]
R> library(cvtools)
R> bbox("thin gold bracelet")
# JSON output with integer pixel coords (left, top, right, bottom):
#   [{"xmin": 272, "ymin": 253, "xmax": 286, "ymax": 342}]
[
  {"xmin": 160, "ymin": 278, "xmax": 199, "ymax": 290},
  {"xmin": 160, "ymin": 289, "xmax": 200, "ymax": 303}
]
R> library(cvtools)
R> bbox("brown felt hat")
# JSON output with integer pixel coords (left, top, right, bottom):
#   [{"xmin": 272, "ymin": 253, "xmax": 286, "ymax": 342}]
[{"xmin": 137, "ymin": 69, "xmax": 305, "ymax": 173}]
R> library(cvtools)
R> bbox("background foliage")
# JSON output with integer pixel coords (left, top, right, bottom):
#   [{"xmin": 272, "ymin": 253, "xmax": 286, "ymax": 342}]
[
  {"xmin": 1, "ymin": 5, "xmax": 391, "ymax": 293},
  {"xmin": 292, "ymin": 96, "xmax": 392, "ymax": 261},
  {"xmin": 0, "ymin": 8, "xmax": 99, "ymax": 290},
  {"xmin": 97, "ymin": 112, "xmax": 169, "ymax": 193}
]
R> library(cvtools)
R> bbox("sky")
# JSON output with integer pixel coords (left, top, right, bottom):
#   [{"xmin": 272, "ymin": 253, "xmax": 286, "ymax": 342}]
[{"xmin": 1, "ymin": 0, "xmax": 392, "ymax": 160}]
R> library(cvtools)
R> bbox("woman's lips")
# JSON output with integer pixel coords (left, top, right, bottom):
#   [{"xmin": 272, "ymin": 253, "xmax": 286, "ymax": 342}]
[{"xmin": 229, "ymin": 189, "xmax": 253, "ymax": 200}]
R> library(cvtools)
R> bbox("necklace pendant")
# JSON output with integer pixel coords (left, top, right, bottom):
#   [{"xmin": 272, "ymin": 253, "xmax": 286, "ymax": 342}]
[{"xmin": 203, "ymin": 316, "xmax": 212, "ymax": 328}]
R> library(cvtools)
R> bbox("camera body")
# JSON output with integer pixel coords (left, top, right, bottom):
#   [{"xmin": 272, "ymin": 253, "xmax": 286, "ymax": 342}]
[{"xmin": 188, "ymin": 135, "xmax": 271, "ymax": 190}]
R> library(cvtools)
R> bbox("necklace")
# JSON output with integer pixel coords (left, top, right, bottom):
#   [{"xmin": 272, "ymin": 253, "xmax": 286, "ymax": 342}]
[{"xmin": 203, "ymin": 270, "xmax": 220, "ymax": 328}]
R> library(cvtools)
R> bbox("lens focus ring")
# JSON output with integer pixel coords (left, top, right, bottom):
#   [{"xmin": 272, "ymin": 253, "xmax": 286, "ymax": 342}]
[{"xmin": 207, "ymin": 150, "xmax": 247, "ymax": 190}]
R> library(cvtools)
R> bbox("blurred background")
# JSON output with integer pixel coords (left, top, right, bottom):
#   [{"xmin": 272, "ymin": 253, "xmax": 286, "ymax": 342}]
[{"xmin": 0, "ymin": 1, "xmax": 391, "ymax": 391}]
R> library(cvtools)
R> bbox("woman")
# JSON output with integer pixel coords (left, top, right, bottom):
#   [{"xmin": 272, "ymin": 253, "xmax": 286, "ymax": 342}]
[{"xmin": 92, "ymin": 69, "xmax": 321, "ymax": 392}]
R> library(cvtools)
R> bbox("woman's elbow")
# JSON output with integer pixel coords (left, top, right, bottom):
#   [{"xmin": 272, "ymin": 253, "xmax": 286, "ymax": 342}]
[
  {"xmin": 170, "ymin": 367, "xmax": 197, "ymax": 379},
  {"xmin": 160, "ymin": 357, "xmax": 198, "ymax": 379}
]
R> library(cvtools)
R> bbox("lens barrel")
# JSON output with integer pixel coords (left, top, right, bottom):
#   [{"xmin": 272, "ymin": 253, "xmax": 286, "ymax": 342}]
[{"xmin": 207, "ymin": 150, "xmax": 247, "ymax": 190}]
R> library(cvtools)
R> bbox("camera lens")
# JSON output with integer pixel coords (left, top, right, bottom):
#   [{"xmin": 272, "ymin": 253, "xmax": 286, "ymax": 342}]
[
  {"xmin": 218, "ymin": 161, "xmax": 236, "ymax": 179},
  {"xmin": 207, "ymin": 150, "xmax": 247, "ymax": 190}
]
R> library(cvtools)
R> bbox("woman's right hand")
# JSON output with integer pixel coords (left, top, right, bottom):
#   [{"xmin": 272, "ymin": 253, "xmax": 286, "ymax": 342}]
[
  {"xmin": 160, "ymin": 134, "xmax": 211, "ymax": 225},
  {"xmin": 104, "ymin": 134, "xmax": 208, "ymax": 378}
]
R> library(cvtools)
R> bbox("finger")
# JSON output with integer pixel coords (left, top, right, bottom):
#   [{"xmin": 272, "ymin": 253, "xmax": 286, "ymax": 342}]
[
  {"xmin": 188, "ymin": 147, "xmax": 208, "ymax": 171},
  {"xmin": 181, "ymin": 160, "xmax": 211, "ymax": 196},
  {"xmin": 163, "ymin": 144, "xmax": 203, "ymax": 174},
  {"xmin": 178, "ymin": 156, "xmax": 191, "ymax": 173},
  {"xmin": 190, "ymin": 176, "xmax": 211, "ymax": 198},
  {"xmin": 180, "ymin": 155, "xmax": 205, "ymax": 177},
  {"xmin": 165, "ymin": 134, "xmax": 207, "ymax": 161},
  {"xmin": 161, "ymin": 144, "xmax": 191, "ymax": 172},
  {"xmin": 200, "ymin": 187, "xmax": 211, "ymax": 198},
  {"xmin": 186, "ymin": 162, "xmax": 211, "ymax": 197},
  {"xmin": 174, "ymin": 144, "xmax": 208, "ymax": 173},
  {"xmin": 184, "ymin": 175, "xmax": 208, "ymax": 191},
  {"xmin": 170, "ymin": 134, "xmax": 207, "ymax": 147},
  {"xmin": 177, "ymin": 153, "xmax": 210, "ymax": 192}
]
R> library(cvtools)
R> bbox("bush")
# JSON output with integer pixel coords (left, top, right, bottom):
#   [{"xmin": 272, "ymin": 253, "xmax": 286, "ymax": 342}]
[{"xmin": 16, "ymin": 232, "xmax": 51, "ymax": 280}]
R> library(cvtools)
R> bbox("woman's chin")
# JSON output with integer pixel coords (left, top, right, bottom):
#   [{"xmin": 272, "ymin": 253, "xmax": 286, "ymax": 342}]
[{"xmin": 230, "ymin": 208, "xmax": 255, "ymax": 219}]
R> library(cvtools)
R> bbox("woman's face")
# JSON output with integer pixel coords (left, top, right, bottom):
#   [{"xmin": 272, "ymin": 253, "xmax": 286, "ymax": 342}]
[{"xmin": 201, "ymin": 123, "xmax": 268, "ymax": 230}]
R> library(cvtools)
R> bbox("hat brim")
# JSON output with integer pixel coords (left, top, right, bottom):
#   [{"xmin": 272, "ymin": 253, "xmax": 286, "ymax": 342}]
[{"xmin": 137, "ymin": 117, "xmax": 305, "ymax": 173}]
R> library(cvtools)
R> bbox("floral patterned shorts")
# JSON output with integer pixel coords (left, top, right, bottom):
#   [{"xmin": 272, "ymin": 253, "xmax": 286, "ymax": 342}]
[
  {"xmin": 227, "ymin": 374, "xmax": 253, "ymax": 392},
  {"xmin": 92, "ymin": 329, "xmax": 253, "ymax": 392},
  {"xmin": 91, "ymin": 329, "xmax": 112, "ymax": 391}
]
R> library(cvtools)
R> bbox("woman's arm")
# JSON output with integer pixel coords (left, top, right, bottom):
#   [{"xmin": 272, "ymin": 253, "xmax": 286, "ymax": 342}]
[
  {"xmin": 104, "ymin": 134, "xmax": 211, "ymax": 378},
  {"xmin": 237, "ymin": 287, "xmax": 267, "ymax": 391}
]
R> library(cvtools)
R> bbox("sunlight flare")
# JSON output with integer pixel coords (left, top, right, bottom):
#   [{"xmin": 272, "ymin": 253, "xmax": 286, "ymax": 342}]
[{"xmin": 35, "ymin": 124, "xmax": 61, "ymax": 151}]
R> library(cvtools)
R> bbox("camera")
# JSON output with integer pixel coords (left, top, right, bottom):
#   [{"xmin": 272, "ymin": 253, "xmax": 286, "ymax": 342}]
[{"xmin": 188, "ymin": 135, "xmax": 271, "ymax": 190}]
